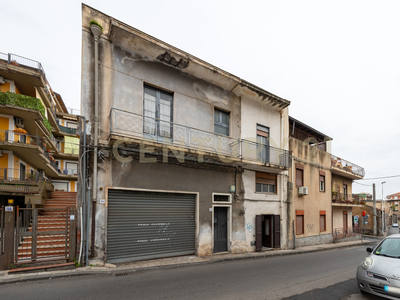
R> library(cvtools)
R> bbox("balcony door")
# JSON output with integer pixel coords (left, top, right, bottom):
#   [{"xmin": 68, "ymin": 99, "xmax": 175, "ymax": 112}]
[
  {"xmin": 257, "ymin": 124, "xmax": 269, "ymax": 163},
  {"xmin": 143, "ymin": 85, "xmax": 173, "ymax": 140},
  {"xmin": 20, "ymin": 163, "xmax": 26, "ymax": 181}
]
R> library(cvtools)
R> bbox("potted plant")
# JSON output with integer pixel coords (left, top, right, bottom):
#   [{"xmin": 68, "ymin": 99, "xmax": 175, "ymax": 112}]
[{"xmin": 10, "ymin": 60, "xmax": 19, "ymax": 66}]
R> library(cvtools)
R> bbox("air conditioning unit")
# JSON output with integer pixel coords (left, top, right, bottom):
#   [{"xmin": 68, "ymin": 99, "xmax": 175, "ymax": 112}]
[
  {"xmin": 298, "ymin": 186, "xmax": 308, "ymax": 196},
  {"xmin": 14, "ymin": 117, "xmax": 24, "ymax": 128}
]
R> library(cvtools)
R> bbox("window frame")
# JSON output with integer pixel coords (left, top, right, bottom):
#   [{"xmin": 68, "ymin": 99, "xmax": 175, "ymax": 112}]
[
  {"xmin": 143, "ymin": 84, "xmax": 174, "ymax": 138},
  {"xmin": 214, "ymin": 108, "xmax": 230, "ymax": 136},
  {"xmin": 296, "ymin": 210, "xmax": 304, "ymax": 235},
  {"xmin": 295, "ymin": 163, "xmax": 304, "ymax": 187},
  {"xmin": 255, "ymin": 172, "xmax": 277, "ymax": 194},
  {"xmin": 319, "ymin": 171, "xmax": 325, "ymax": 192}
]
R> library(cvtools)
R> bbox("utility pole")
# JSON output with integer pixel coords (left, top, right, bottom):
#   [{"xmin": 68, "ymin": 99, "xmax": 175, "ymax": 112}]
[
  {"xmin": 382, "ymin": 181, "xmax": 386, "ymax": 235},
  {"xmin": 373, "ymin": 183, "xmax": 376, "ymax": 235}
]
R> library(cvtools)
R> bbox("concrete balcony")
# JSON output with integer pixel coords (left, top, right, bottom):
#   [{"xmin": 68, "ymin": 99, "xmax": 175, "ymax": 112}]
[
  {"xmin": 331, "ymin": 154, "xmax": 365, "ymax": 180},
  {"xmin": 109, "ymin": 108, "xmax": 291, "ymax": 170},
  {"xmin": 0, "ymin": 130, "xmax": 58, "ymax": 177},
  {"xmin": 332, "ymin": 193, "xmax": 363, "ymax": 207}
]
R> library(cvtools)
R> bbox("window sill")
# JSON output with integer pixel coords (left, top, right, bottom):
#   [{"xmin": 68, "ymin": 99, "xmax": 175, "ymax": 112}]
[{"xmin": 255, "ymin": 192, "xmax": 277, "ymax": 195}]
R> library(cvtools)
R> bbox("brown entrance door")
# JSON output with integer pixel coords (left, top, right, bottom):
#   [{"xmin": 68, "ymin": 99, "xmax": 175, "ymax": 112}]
[{"xmin": 343, "ymin": 212, "xmax": 348, "ymax": 232}]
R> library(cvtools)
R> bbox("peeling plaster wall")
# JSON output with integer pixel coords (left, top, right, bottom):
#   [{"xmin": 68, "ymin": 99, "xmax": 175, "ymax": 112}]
[
  {"xmin": 243, "ymin": 200, "xmax": 283, "ymax": 251},
  {"xmin": 240, "ymin": 96, "xmax": 283, "ymax": 148},
  {"xmin": 108, "ymin": 45, "xmax": 241, "ymax": 137}
]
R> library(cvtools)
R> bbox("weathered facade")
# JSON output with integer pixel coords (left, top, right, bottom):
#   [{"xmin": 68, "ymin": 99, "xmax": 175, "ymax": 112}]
[
  {"xmin": 81, "ymin": 5, "xmax": 291, "ymax": 263},
  {"xmin": 287, "ymin": 117, "xmax": 366, "ymax": 247},
  {"xmin": 288, "ymin": 118, "xmax": 333, "ymax": 247}
]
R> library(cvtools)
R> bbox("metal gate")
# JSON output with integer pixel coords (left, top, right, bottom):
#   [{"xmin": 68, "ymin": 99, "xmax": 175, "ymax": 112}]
[
  {"xmin": 107, "ymin": 190, "xmax": 196, "ymax": 263},
  {"xmin": 0, "ymin": 206, "xmax": 76, "ymax": 270}
]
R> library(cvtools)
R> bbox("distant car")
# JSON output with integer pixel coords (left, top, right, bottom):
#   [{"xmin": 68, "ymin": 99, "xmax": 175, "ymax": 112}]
[
  {"xmin": 357, "ymin": 234, "xmax": 400, "ymax": 299},
  {"xmin": 392, "ymin": 223, "xmax": 399, "ymax": 228}
]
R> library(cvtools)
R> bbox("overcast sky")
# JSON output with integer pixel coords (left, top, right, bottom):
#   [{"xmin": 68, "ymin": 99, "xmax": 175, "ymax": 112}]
[{"xmin": 2, "ymin": 0, "xmax": 399, "ymax": 197}]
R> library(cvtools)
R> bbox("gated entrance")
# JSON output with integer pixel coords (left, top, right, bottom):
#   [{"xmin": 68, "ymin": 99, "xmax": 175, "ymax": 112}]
[{"xmin": 0, "ymin": 206, "xmax": 77, "ymax": 270}]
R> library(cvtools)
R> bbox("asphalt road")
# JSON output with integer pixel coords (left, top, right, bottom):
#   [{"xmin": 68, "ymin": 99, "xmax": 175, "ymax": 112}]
[{"xmin": 1, "ymin": 245, "xmax": 385, "ymax": 300}]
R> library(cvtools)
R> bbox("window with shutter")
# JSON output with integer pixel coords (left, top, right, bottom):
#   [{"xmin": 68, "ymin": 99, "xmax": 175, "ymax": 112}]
[
  {"xmin": 296, "ymin": 169, "xmax": 303, "ymax": 187},
  {"xmin": 256, "ymin": 172, "xmax": 277, "ymax": 194},
  {"xmin": 296, "ymin": 210, "xmax": 304, "ymax": 235}
]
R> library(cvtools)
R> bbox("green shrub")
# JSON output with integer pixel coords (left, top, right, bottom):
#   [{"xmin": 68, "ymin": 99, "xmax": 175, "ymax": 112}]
[{"xmin": 0, "ymin": 92, "xmax": 52, "ymax": 133}]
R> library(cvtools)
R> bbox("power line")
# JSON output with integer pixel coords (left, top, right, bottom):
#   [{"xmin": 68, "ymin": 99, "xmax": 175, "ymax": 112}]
[
  {"xmin": 354, "ymin": 182, "xmax": 373, "ymax": 187},
  {"xmin": 355, "ymin": 175, "xmax": 400, "ymax": 181}
]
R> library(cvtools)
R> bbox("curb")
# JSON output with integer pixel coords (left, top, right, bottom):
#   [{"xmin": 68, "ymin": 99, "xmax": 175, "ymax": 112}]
[{"xmin": 0, "ymin": 240, "xmax": 378, "ymax": 285}]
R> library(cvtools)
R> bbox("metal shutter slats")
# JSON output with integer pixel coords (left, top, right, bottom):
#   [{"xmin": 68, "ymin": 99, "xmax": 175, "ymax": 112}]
[{"xmin": 107, "ymin": 190, "xmax": 195, "ymax": 263}]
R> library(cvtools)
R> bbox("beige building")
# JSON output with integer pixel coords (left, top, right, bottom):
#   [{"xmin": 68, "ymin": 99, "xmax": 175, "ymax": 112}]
[{"xmin": 288, "ymin": 117, "xmax": 365, "ymax": 247}]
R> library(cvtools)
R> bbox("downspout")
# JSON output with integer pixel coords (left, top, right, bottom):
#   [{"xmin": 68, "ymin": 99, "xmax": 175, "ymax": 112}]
[
  {"xmin": 90, "ymin": 24, "xmax": 102, "ymax": 258},
  {"xmin": 279, "ymin": 110, "xmax": 285, "ymax": 248},
  {"xmin": 292, "ymin": 155, "xmax": 296, "ymax": 249}
]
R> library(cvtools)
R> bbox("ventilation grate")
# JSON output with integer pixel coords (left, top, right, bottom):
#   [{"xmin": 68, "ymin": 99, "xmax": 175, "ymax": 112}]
[{"xmin": 113, "ymin": 272, "xmax": 129, "ymax": 277}]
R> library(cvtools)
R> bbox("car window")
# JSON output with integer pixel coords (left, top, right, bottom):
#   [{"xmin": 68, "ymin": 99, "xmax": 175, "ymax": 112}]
[{"xmin": 374, "ymin": 238, "xmax": 400, "ymax": 257}]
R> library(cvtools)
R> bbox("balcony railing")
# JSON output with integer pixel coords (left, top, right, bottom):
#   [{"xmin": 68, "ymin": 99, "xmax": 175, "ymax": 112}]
[
  {"xmin": 110, "ymin": 108, "xmax": 292, "ymax": 168},
  {"xmin": 0, "ymin": 52, "xmax": 46, "ymax": 78},
  {"xmin": 332, "ymin": 193, "xmax": 364, "ymax": 205},
  {"xmin": 0, "ymin": 168, "xmax": 48, "ymax": 183},
  {"xmin": 0, "ymin": 129, "xmax": 44, "ymax": 148},
  {"xmin": 67, "ymin": 107, "xmax": 80, "ymax": 115},
  {"xmin": 52, "ymin": 138, "xmax": 80, "ymax": 155},
  {"xmin": 58, "ymin": 125, "xmax": 77, "ymax": 135},
  {"xmin": 332, "ymin": 226, "xmax": 361, "ymax": 242},
  {"xmin": 331, "ymin": 154, "xmax": 365, "ymax": 177},
  {"xmin": 56, "ymin": 168, "xmax": 78, "ymax": 176},
  {"xmin": 0, "ymin": 129, "xmax": 57, "ymax": 170}
]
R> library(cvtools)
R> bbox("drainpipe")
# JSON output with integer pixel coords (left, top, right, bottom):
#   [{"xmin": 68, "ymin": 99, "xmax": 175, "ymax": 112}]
[
  {"xmin": 90, "ymin": 24, "xmax": 101, "ymax": 258},
  {"xmin": 279, "ymin": 110, "xmax": 284, "ymax": 247}
]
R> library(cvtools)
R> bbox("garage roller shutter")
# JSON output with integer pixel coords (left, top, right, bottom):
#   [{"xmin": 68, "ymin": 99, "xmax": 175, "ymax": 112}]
[{"xmin": 107, "ymin": 190, "xmax": 196, "ymax": 263}]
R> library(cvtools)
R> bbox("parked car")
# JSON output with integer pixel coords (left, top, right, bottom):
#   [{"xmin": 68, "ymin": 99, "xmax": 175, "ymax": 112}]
[
  {"xmin": 392, "ymin": 223, "xmax": 399, "ymax": 228},
  {"xmin": 357, "ymin": 234, "xmax": 400, "ymax": 299}
]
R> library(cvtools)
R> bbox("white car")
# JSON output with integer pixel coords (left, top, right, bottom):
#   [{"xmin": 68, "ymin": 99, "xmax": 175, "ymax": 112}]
[{"xmin": 357, "ymin": 234, "xmax": 400, "ymax": 299}]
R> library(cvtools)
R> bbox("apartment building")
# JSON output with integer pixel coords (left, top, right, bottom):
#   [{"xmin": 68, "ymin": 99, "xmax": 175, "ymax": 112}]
[
  {"xmin": 288, "ymin": 117, "xmax": 365, "ymax": 247},
  {"xmin": 81, "ymin": 5, "xmax": 291, "ymax": 264},
  {"xmin": 0, "ymin": 52, "xmax": 80, "ymax": 208}
]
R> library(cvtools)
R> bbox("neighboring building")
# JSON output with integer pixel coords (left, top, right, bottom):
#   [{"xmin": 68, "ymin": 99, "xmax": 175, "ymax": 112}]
[
  {"xmin": 81, "ymin": 5, "xmax": 291, "ymax": 264},
  {"xmin": 288, "ymin": 117, "xmax": 365, "ymax": 247},
  {"xmin": 288, "ymin": 117, "xmax": 334, "ymax": 247},
  {"xmin": 387, "ymin": 192, "xmax": 400, "ymax": 214},
  {"xmin": 0, "ymin": 52, "xmax": 80, "ymax": 208}
]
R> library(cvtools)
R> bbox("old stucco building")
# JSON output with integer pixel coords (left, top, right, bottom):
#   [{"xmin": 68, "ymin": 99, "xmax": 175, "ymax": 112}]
[
  {"xmin": 288, "ymin": 117, "xmax": 365, "ymax": 247},
  {"xmin": 81, "ymin": 5, "xmax": 291, "ymax": 263}
]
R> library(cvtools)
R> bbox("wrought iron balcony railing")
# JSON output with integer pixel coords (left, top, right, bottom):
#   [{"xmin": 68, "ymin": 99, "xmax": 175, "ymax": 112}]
[
  {"xmin": 110, "ymin": 108, "xmax": 292, "ymax": 168},
  {"xmin": 0, "ymin": 168, "xmax": 48, "ymax": 183},
  {"xmin": 331, "ymin": 154, "xmax": 365, "ymax": 177},
  {"xmin": 332, "ymin": 192, "xmax": 364, "ymax": 205}
]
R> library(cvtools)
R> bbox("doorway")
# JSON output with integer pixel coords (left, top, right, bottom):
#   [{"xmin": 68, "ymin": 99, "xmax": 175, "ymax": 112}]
[
  {"xmin": 343, "ymin": 211, "xmax": 348, "ymax": 231},
  {"xmin": 256, "ymin": 214, "xmax": 281, "ymax": 251},
  {"xmin": 214, "ymin": 207, "xmax": 228, "ymax": 253},
  {"xmin": 262, "ymin": 215, "xmax": 273, "ymax": 248}
]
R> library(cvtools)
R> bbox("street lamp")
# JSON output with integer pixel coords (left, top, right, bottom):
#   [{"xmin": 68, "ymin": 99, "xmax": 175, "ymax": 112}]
[{"xmin": 382, "ymin": 181, "xmax": 386, "ymax": 234}]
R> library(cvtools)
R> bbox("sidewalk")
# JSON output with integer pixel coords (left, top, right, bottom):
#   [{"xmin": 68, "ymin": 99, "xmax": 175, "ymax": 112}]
[{"xmin": 0, "ymin": 237, "xmax": 378, "ymax": 285}]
